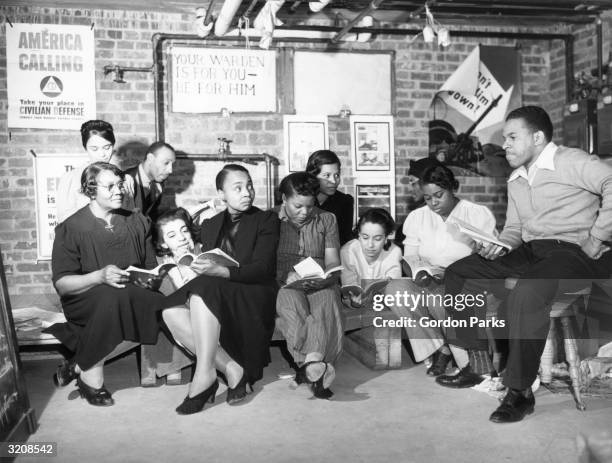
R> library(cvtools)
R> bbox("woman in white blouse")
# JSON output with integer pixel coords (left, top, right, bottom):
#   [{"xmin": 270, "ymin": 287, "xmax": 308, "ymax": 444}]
[
  {"xmin": 340, "ymin": 208, "xmax": 402, "ymax": 307},
  {"xmin": 386, "ymin": 164, "xmax": 497, "ymax": 377}
]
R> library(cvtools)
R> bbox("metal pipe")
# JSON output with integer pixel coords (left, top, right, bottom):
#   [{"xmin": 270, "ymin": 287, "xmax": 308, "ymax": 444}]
[
  {"xmin": 176, "ymin": 153, "xmax": 277, "ymax": 208},
  {"xmin": 597, "ymin": 16, "xmax": 603, "ymax": 84},
  {"xmin": 565, "ymin": 34, "xmax": 574, "ymax": 103},
  {"xmin": 204, "ymin": 0, "xmax": 216, "ymax": 25},
  {"xmin": 330, "ymin": 0, "xmax": 384, "ymax": 44}
]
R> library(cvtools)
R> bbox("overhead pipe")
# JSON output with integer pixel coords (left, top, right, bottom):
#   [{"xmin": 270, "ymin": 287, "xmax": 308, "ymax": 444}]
[
  {"xmin": 330, "ymin": 0, "xmax": 384, "ymax": 44},
  {"xmin": 151, "ymin": 28, "xmax": 575, "ymax": 140},
  {"xmin": 214, "ymin": 0, "xmax": 243, "ymax": 36}
]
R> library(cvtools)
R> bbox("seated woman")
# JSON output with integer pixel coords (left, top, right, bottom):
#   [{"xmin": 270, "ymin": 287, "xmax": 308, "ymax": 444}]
[
  {"xmin": 340, "ymin": 208, "xmax": 402, "ymax": 308},
  {"xmin": 275, "ymin": 172, "xmax": 344, "ymax": 399},
  {"xmin": 386, "ymin": 164, "xmax": 497, "ymax": 378},
  {"xmin": 306, "ymin": 150, "xmax": 354, "ymax": 245},
  {"xmin": 56, "ymin": 120, "xmax": 133, "ymax": 223},
  {"xmin": 47, "ymin": 162, "xmax": 166, "ymax": 407},
  {"xmin": 162, "ymin": 164, "xmax": 280, "ymax": 414}
]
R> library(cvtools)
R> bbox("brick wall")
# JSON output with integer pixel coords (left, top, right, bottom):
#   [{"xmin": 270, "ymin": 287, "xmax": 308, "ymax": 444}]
[{"xmin": 0, "ymin": 5, "xmax": 607, "ymax": 296}]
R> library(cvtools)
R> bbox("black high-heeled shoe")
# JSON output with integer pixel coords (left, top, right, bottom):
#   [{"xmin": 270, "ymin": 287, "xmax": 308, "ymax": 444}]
[
  {"xmin": 76, "ymin": 376, "xmax": 114, "ymax": 406},
  {"xmin": 294, "ymin": 361, "xmax": 327, "ymax": 386},
  {"xmin": 176, "ymin": 379, "xmax": 219, "ymax": 415},
  {"xmin": 226, "ymin": 374, "xmax": 253, "ymax": 405},
  {"xmin": 53, "ymin": 359, "xmax": 78, "ymax": 387}
]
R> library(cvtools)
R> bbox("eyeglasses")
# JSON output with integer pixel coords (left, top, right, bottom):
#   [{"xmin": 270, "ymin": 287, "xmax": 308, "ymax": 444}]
[
  {"xmin": 86, "ymin": 144, "xmax": 113, "ymax": 152},
  {"xmin": 95, "ymin": 182, "xmax": 125, "ymax": 193}
]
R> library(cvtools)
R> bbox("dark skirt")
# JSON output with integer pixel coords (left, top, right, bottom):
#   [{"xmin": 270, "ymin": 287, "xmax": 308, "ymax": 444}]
[
  {"xmin": 45, "ymin": 285, "xmax": 164, "ymax": 370},
  {"xmin": 163, "ymin": 275, "xmax": 277, "ymax": 384}
]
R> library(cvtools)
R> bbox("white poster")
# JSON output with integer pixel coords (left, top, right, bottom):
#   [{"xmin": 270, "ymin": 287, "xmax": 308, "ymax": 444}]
[
  {"xmin": 283, "ymin": 115, "xmax": 329, "ymax": 172},
  {"xmin": 33, "ymin": 153, "xmax": 89, "ymax": 260},
  {"xmin": 170, "ymin": 46, "xmax": 276, "ymax": 113},
  {"xmin": 6, "ymin": 23, "xmax": 96, "ymax": 130}
]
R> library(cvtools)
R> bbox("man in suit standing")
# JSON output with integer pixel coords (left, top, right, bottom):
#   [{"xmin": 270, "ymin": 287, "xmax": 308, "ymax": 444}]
[
  {"xmin": 125, "ymin": 141, "xmax": 176, "ymax": 221},
  {"xmin": 435, "ymin": 105, "xmax": 612, "ymax": 423}
]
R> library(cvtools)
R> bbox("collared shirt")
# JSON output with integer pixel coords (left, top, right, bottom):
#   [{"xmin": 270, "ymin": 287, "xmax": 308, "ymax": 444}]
[
  {"xmin": 508, "ymin": 141, "xmax": 557, "ymax": 186},
  {"xmin": 275, "ymin": 205, "xmax": 340, "ymax": 284}
]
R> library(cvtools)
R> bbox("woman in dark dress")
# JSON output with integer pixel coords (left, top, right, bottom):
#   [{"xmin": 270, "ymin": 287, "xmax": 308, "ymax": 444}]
[
  {"xmin": 306, "ymin": 150, "xmax": 354, "ymax": 245},
  {"xmin": 48, "ymin": 162, "xmax": 165, "ymax": 406},
  {"xmin": 162, "ymin": 164, "xmax": 280, "ymax": 414}
]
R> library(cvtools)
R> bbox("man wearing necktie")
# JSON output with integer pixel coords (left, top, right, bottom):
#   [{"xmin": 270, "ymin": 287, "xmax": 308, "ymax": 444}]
[{"xmin": 125, "ymin": 141, "xmax": 176, "ymax": 221}]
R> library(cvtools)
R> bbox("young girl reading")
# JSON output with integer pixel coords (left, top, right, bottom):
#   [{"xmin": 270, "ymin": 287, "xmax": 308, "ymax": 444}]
[{"xmin": 340, "ymin": 208, "xmax": 402, "ymax": 308}]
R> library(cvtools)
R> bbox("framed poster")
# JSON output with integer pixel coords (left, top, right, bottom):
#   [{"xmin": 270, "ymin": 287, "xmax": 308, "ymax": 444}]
[
  {"xmin": 6, "ymin": 23, "xmax": 96, "ymax": 130},
  {"xmin": 350, "ymin": 115, "xmax": 394, "ymax": 173},
  {"xmin": 283, "ymin": 115, "xmax": 329, "ymax": 172},
  {"xmin": 354, "ymin": 182, "xmax": 396, "ymax": 219},
  {"xmin": 0, "ymin": 247, "xmax": 36, "ymax": 444},
  {"xmin": 170, "ymin": 46, "xmax": 277, "ymax": 113},
  {"xmin": 33, "ymin": 152, "xmax": 89, "ymax": 260}
]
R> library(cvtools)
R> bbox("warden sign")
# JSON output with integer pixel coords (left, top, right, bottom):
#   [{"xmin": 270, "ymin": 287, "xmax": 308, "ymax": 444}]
[
  {"xmin": 170, "ymin": 46, "xmax": 276, "ymax": 113},
  {"xmin": 6, "ymin": 23, "xmax": 96, "ymax": 130}
]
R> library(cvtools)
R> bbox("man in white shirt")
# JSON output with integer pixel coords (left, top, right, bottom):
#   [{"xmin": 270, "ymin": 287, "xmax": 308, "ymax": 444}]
[{"xmin": 436, "ymin": 105, "xmax": 612, "ymax": 423}]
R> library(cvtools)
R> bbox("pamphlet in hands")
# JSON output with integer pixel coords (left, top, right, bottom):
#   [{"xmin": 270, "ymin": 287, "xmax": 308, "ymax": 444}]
[
  {"xmin": 283, "ymin": 257, "xmax": 343, "ymax": 290},
  {"xmin": 402, "ymin": 256, "xmax": 445, "ymax": 281},
  {"xmin": 452, "ymin": 218, "xmax": 511, "ymax": 250},
  {"xmin": 340, "ymin": 279, "xmax": 390, "ymax": 300},
  {"xmin": 126, "ymin": 262, "xmax": 177, "ymax": 290},
  {"xmin": 177, "ymin": 248, "xmax": 239, "ymax": 268}
]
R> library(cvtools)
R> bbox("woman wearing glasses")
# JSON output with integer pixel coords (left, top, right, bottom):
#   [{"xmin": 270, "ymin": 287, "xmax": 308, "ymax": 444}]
[
  {"xmin": 47, "ymin": 162, "xmax": 165, "ymax": 407},
  {"xmin": 56, "ymin": 119, "xmax": 134, "ymax": 223}
]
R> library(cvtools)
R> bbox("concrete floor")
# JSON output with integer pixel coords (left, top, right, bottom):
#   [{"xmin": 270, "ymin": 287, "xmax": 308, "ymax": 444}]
[{"xmin": 16, "ymin": 346, "xmax": 612, "ymax": 463}]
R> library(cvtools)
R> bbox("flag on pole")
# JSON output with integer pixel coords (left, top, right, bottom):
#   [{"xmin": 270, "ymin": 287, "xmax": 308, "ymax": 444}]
[{"xmin": 437, "ymin": 45, "xmax": 513, "ymax": 132}]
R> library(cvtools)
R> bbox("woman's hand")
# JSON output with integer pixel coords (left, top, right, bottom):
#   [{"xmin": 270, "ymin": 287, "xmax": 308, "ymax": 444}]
[
  {"xmin": 190, "ymin": 258, "xmax": 230, "ymax": 278},
  {"xmin": 99, "ymin": 265, "xmax": 130, "ymax": 288},
  {"xmin": 349, "ymin": 292, "xmax": 363, "ymax": 308},
  {"xmin": 285, "ymin": 271, "xmax": 301, "ymax": 285}
]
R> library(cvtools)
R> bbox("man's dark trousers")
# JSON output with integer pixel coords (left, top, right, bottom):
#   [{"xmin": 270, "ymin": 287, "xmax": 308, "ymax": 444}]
[{"xmin": 444, "ymin": 239, "xmax": 611, "ymax": 390}]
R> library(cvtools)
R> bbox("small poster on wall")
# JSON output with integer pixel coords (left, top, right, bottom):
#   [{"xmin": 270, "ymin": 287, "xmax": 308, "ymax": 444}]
[
  {"xmin": 350, "ymin": 115, "xmax": 394, "ymax": 173},
  {"xmin": 6, "ymin": 23, "xmax": 96, "ymax": 130},
  {"xmin": 283, "ymin": 115, "xmax": 329, "ymax": 172},
  {"xmin": 355, "ymin": 182, "xmax": 395, "ymax": 219},
  {"xmin": 33, "ymin": 152, "xmax": 89, "ymax": 260},
  {"xmin": 170, "ymin": 46, "xmax": 277, "ymax": 113}
]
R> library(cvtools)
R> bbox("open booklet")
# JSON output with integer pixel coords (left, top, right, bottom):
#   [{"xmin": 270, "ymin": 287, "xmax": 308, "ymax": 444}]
[
  {"xmin": 340, "ymin": 279, "xmax": 390, "ymax": 300},
  {"xmin": 402, "ymin": 256, "xmax": 445, "ymax": 281},
  {"xmin": 452, "ymin": 218, "xmax": 512, "ymax": 250},
  {"xmin": 125, "ymin": 262, "xmax": 177, "ymax": 290},
  {"xmin": 283, "ymin": 256, "xmax": 343, "ymax": 290},
  {"xmin": 176, "ymin": 248, "xmax": 239, "ymax": 268}
]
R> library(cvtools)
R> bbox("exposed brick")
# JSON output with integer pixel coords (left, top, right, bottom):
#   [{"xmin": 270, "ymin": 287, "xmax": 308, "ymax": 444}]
[{"xmin": 235, "ymin": 120, "xmax": 263, "ymax": 131}]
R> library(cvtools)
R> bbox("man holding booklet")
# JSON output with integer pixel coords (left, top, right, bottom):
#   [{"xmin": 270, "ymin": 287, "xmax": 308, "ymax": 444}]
[{"xmin": 436, "ymin": 106, "xmax": 612, "ymax": 424}]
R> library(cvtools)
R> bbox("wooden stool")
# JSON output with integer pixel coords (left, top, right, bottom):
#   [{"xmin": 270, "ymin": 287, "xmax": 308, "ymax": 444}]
[
  {"xmin": 503, "ymin": 278, "xmax": 589, "ymax": 411},
  {"xmin": 539, "ymin": 290, "xmax": 590, "ymax": 411}
]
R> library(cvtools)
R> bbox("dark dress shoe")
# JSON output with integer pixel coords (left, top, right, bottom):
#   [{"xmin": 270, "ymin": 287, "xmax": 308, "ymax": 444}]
[
  {"xmin": 436, "ymin": 366, "xmax": 483, "ymax": 388},
  {"xmin": 427, "ymin": 352, "xmax": 452, "ymax": 376},
  {"xmin": 489, "ymin": 388, "xmax": 535, "ymax": 423}
]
